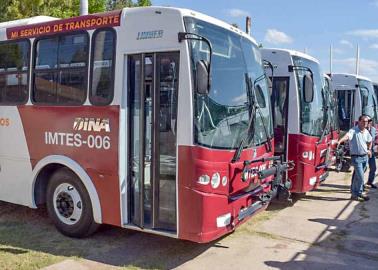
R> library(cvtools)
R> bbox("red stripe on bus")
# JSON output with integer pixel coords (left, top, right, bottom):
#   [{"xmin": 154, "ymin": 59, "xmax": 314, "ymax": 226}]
[{"xmin": 7, "ymin": 10, "xmax": 122, "ymax": 40}]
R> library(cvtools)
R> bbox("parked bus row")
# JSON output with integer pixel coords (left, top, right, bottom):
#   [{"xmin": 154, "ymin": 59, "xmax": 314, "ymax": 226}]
[{"xmin": 0, "ymin": 6, "xmax": 374, "ymax": 243}]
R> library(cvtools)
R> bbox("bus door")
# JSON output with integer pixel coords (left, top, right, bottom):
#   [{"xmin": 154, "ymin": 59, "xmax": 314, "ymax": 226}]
[
  {"xmin": 128, "ymin": 52, "xmax": 179, "ymax": 232},
  {"xmin": 271, "ymin": 77, "xmax": 289, "ymax": 160},
  {"xmin": 337, "ymin": 90, "xmax": 355, "ymax": 133}
]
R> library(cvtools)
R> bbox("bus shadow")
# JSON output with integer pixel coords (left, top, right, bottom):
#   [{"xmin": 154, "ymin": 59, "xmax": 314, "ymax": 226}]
[
  {"xmin": 297, "ymin": 194, "xmax": 350, "ymax": 202},
  {"xmin": 0, "ymin": 201, "xmax": 218, "ymax": 269},
  {"xmin": 263, "ymin": 189, "xmax": 378, "ymax": 269}
]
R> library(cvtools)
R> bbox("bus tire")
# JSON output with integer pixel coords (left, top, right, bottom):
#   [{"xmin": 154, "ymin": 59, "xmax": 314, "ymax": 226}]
[
  {"xmin": 46, "ymin": 168, "xmax": 99, "ymax": 238},
  {"xmin": 291, "ymin": 192, "xmax": 306, "ymax": 201}
]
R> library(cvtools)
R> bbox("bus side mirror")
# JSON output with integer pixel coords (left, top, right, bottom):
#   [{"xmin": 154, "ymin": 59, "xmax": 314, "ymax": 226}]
[
  {"xmin": 196, "ymin": 60, "xmax": 210, "ymax": 95},
  {"xmin": 303, "ymin": 74, "xmax": 314, "ymax": 103}
]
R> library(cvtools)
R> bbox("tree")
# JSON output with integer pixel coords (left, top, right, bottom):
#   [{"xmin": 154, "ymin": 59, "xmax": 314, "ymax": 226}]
[
  {"xmin": 0, "ymin": 0, "xmax": 108, "ymax": 22},
  {"xmin": 0, "ymin": 0, "xmax": 152, "ymax": 22},
  {"xmin": 107, "ymin": 0, "xmax": 151, "ymax": 10},
  {"xmin": 137, "ymin": 0, "xmax": 151, "ymax": 6}
]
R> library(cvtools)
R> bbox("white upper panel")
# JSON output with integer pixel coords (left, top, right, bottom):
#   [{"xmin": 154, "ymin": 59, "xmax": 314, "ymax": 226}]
[
  {"xmin": 261, "ymin": 48, "xmax": 319, "ymax": 76},
  {"xmin": 122, "ymin": 7, "xmax": 257, "ymax": 44},
  {"xmin": 262, "ymin": 48, "xmax": 319, "ymax": 63},
  {"xmin": 330, "ymin": 73, "xmax": 372, "ymax": 91}
]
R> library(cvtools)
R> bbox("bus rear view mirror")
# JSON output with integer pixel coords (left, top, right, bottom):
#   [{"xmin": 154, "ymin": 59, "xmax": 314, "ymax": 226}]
[
  {"xmin": 303, "ymin": 74, "xmax": 314, "ymax": 103},
  {"xmin": 196, "ymin": 60, "xmax": 210, "ymax": 95}
]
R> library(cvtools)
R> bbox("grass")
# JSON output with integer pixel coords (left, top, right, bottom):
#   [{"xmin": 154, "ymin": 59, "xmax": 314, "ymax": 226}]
[
  {"xmin": 0, "ymin": 201, "xmax": 211, "ymax": 270},
  {"xmin": 0, "ymin": 245, "xmax": 64, "ymax": 270},
  {"xmin": 0, "ymin": 198, "xmax": 280, "ymax": 270},
  {"xmin": 0, "ymin": 206, "xmax": 67, "ymax": 270},
  {"xmin": 0, "ymin": 202, "xmax": 120, "ymax": 270}
]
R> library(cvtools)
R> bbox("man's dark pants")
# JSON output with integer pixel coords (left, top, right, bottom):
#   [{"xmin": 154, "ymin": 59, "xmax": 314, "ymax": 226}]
[{"xmin": 351, "ymin": 155, "xmax": 368, "ymax": 197}]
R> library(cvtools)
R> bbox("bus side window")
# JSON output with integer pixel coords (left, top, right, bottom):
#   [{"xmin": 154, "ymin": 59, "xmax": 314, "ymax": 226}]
[
  {"xmin": 33, "ymin": 37, "xmax": 58, "ymax": 104},
  {"xmin": 33, "ymin": 33, "xmax": 88, "ymax": 105},
  {"xmin": 90, "ymin": 28, "xmax": 116, "ymax": 106},
  {"xmin": 0, "ymin": 40, "xmax": 30, "ymax": 104}
]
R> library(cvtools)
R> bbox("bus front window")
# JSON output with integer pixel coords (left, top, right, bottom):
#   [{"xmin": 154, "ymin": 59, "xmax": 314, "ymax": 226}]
[
  {"xmin": 292, "ymin": 56, "xmax": 326, "ymax": 137},
  {"xmin": 184, "ymin": 17, "xmax": 273, "ymax": 150},
  {"xmin": 358, "ymin": 79, "xmax": 378, "ymax": 123},
  {"xmin": 324, "ymin": 77, "xmax": 339, "ymax": 132}
]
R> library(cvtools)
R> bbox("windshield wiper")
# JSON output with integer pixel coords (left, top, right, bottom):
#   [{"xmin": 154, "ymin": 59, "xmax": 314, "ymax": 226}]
[
  {"xmin": 317, "ymin": 88, "xmax": 331, "ymax": 144},
  {"xmin": 232, "ymin": 74, "xmax": 256, "ymax": 163},
  {"xmin": 317, "ymin": 107, "xmax": 329, "ymax": 144},
  {"xmin": 232, "ymin": 73, "xmax": 272, "ymax": 163},
  {"xmin": 253, "ymin": 74, "xmax": 273, "ymax": 152}
]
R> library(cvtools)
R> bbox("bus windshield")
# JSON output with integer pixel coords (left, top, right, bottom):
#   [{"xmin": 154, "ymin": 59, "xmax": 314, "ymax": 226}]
[
  {"xmin": 184, "ymin": 17, "xmax": 273, "ymax": 149},
  {"xmin": 358, "ymin": 79, "xmax": 378, "ymax": 123},
  {"xmin": 374, "ymin": 84, "xmax": 378, "ymax": 103},
  {"xmin": 292, "ymin": 56, "xmax": 326, "ymax": 137}
]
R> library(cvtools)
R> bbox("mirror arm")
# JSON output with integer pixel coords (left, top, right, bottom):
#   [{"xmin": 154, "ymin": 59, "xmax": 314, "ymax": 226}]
[
  {"xmin": 263, "ymin": 59, "xmax": 275, "ymax": 90},
  {"xmin": 178, "ymin": 32, "xmax": 213, "ymax": 89},
  {"xmin": 263, "ymin": 60, "xmax": 275, "ymax": 78},
  {"xmin": 288, "ymin": 65, "xmax": 313, "ymax": 79}
]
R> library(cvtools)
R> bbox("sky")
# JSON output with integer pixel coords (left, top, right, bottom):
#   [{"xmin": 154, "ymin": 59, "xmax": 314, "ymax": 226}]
[{"xmin": 153, "ymin": 0, "xmax": 378, "ymax": 82}]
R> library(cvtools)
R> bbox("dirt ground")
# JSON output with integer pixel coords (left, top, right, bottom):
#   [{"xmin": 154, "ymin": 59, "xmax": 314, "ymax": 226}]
[{"xmin": 0, "ymin": 170, "xmax": 377, "ymax": 270}]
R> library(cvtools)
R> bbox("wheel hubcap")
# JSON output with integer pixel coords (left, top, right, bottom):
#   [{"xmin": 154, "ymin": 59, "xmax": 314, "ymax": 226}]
[{"xmin": 53, "ymin": 183, "xmax": 83, "ymax": 225}]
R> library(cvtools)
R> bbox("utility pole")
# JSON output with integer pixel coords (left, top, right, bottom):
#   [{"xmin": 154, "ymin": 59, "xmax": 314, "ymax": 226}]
[
  {"xmin": 245, "ymin": 16, "xmax": 251, "ymax": 36},
  {"xmin": 80, "ymin": 0, "xmax": 88, "ymax": 16},
  {"xmin": 329, "ymin": 44, "xmax": 333, "ymax": 75},
  {"xmin": 355, "ymin": 44, "xmax": 360, "ymax": 76}
]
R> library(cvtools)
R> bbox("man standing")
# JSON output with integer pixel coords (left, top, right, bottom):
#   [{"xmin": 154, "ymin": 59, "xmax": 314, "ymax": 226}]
[
  {"xmin": 338, "ymin": 115, "xmax": 372, "ymax": 201},
  {"xmin": 367, "ymin": 118, "xmax": 377, "ymax": 188}
]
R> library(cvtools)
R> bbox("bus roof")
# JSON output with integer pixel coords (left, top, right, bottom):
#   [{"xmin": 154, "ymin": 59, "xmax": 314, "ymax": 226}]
[
  {"xmin": 0, "ymin": 7, "xmax": 258, "ymax": 45},
  {"xmin": 262, "ymin": 48, "xmax": 320, "ymax": 64},
  {"xmin": 331, "ymin": 73, "xmax": 372, "ymax": 82},
  {"xmin": 168, "ymin": 7, "xmax": 257, "ymax": 44}
]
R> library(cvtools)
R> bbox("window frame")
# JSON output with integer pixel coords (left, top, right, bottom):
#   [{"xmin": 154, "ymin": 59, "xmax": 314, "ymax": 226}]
[
  {"xmin": 89, "ymin": 27, "xmax": 117, "ymax": 106},
  {"xmin": 0, "ymin": 38, "xmax": 31, "ymax": 105},
  {"xmin": 31, "ymin": 30, "xmax": 90, "ymax": 106}
]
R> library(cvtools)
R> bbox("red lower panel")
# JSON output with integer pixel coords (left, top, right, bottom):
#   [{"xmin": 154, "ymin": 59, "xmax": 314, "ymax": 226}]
[
  {"xmin": 178, "ymin": 187, "xmax": 267, "ymax": 242},
  {"xmin": 177, "ymin": 145, "xmax": 273, "ymax": 243},
  {"xmin": 18, "ymin": 105, "xmax": 121, "ymax": 226},
  {"xmin": 287, "ymin": 134, "xmax": 328, "ymax": 193}
]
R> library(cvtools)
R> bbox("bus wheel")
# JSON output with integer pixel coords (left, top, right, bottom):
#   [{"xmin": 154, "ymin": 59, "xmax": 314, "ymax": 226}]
[
  {"xmin": 291, "ymin": 192, "xmax": 307, "ymax": 201},
  {"xmin": 46, "ymin": 168, "xmax": 99, "ymax": 238}
]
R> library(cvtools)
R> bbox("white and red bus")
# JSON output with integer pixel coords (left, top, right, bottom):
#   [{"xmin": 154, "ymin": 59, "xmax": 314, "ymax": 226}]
[
  {"xmin": 262, "ymin": 49, "xmax": 329, "ymax": 193},
  {"xmin": 0, "ymin": 7, "xmax": 290, "ymax": 243},
  {"xmin": 331, "ymin": 74, "xmax": 378, "ymax": 135}
]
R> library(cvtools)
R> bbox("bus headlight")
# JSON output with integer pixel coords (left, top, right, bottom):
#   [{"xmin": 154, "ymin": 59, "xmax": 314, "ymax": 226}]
[
  {"xmin": 216, "ymin": 213, "xmax": 231, "ymax": 227},
  {"xmin": 211, "ymin": 173, "xmax": 221, "ymax": 188},
  {"xmin": 198, "ymin": 175, "xmax": 210, "ymax": 185},
  {"xmin": 309, "ymin": 176, "xmax": 317, "ymax": 186},
  {"xmin": 222, "ymin": 176, "xmax": 228, "ymax": 186}
]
